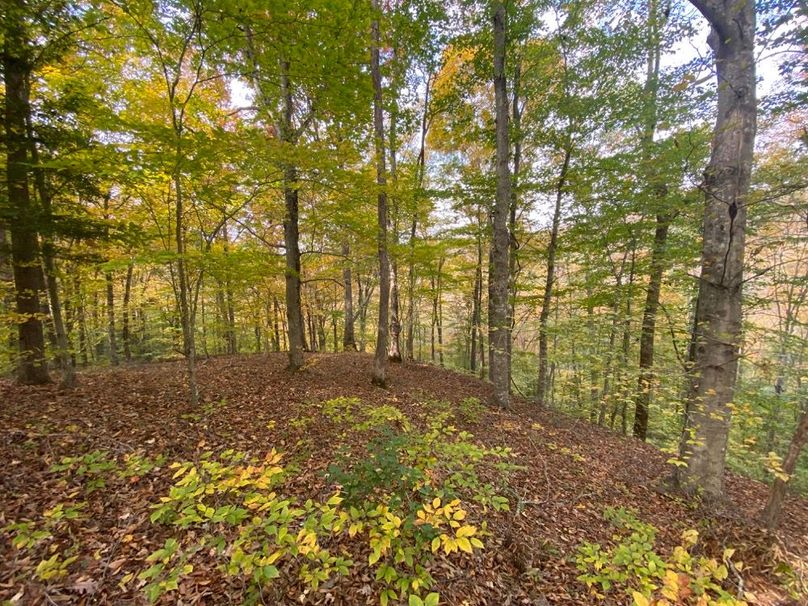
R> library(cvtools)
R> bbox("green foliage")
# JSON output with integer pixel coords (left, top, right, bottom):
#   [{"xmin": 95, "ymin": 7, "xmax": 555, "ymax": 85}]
[
  {"xmin": 136, "ymin": 395, "xmax": 514, "ymax": 604},
  {"xmin": 50, "ymin": 449, "xmax": 118, "ymax": 492},
  {"xmin": 180, "ymin": 398, "xmax": 228, "ymax": 422},
  {"xmin": 50, "ymin": 448, "xmax": 165, "ymax": 492},
  {"xmin": 576, "ymin": 507, "xmax": 751, "ymax": 605}
]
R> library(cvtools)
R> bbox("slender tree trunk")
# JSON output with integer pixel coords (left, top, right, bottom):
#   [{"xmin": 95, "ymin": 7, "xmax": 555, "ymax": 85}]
[
  {"xmin": 106, "ymin": 270, "xmax": 119, "ymax": 366},
  {"xmin": 122, "ymin": 263, "xmax": 134, "ymax": 361},
  {"xmin": 370, "ymin": 0, "xmax": 390, "ymax": 386},
  {"xmin": 633, "ymin": 216, "xmax": 670, "ymax": 438},
  {"xmin": 342, "ymin": 242, "xmax": 357, "ymax": 350},
  {"xmin": 489, "ymin": 1, "xmax": 512, "ymax": 407},
  {"xmin": 0, "ymin": 228, "xmax": 17, "ymax": 357},
  {"xmin": 617, "ymin": 244, "xmax": 637, "ymax": 434},
  {"xmin": 599, "ymin": 301, "xmax": 620, "ymax": 426},
  {"xmin": 27, "ymin": 118, "xmax": 74, "ymax": 387},
  {"xmin": 761, "ymin": 408, "xmax": 808, "ymax": 529},
  {"xmin": 431, "ymin": 273, "xmax": 437, "ymax": 364},
  {"xmin": 507, "ymin": 57, "xmax": 523, "ymax": 386},
  {"xmin": 437, "ymin": 256, "xmax": 444, "ymax": 368},
  {"xmin": 75, "ymin": 275, "xmax": 88, "ymax": 367},
  {"xmin": 222, "ymin": 230, "xmax": 237, "ymax": 355},
  {"xmin": 537, "ymin": 148, "xmax": 571, "ymax": 403},
  {"xmin": 279, "ymin": 61, "xmax": 306, "ymax": 371},
  {"xmin": 3, "ymin": 5, "xmax": 50, "ymax": 384},
  {"xmin": 405, "ymin": 73, "xmax": 431, "ymax": 360},
  {"xmin": 470, "ymin": 231, "xmax": 483, "ymax": 373},
  {"xmin": 388, "ymin": 105, "xmax": 402, "ymax": 362},
  {"xmin": 174, "ymin": 165, "xmax": 198, "ymax": 406},
  {"xmin": 272, "ymin": 295, "xmax": 281, "ymax": 351},
  {"xmin": 632, "ymin": 0, "xmax": 669, "ymax": 439},
  {"xmin": 676, "ymin": 0, "xmax": 757, "ymax": 501}
]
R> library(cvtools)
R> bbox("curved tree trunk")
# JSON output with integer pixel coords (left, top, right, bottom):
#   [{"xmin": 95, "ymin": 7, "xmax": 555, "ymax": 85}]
[{"xmin": 762, "ymin": 409, "xmax": 808, "ymax": 529}]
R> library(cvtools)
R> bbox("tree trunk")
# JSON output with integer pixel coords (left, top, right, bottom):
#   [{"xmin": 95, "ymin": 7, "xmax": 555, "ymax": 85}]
[
  {"xmin": 106, "ymin": 270, "xmax": 119, "ymax": 366},
  {"xmin": 27, "ymin": 115, "xmax": 74, "ymax": 387},
  {"xmin": 470, "ymin": 229, "xmax": 483, "ymax": 373},
  {"xmin": 537, "ymin": 148, "xmax": 570, "ymax": 404},
  {"xmin": 489, "ymin": 1, "xmax": 512, "ymax": 407},
  {"xmin": 437, "ymin": 256, "xmax": 444, "ymax": 368},
  {"xmin": 761, "ymin": 409, "xmax": 808, "ymax": 529},
  {"xmin": 370, "ymin": 0, "xmax": 390, "ymax": 386},
  {"xmin": 632, "ymin": 0, "xmax": 669, "ymax": 439},
  {"xmin": 507, "ymin": 58, "xmax": 522, "ymax": 384},
  {"xmin": 0, "ymin": 228, "xmax": 17, "ymax": 357},
  {"xmin": 3, "ymin": 4, "xmax": 50, "ymax": 384},
  {"xmin": 272, "ymin": 295, "xmax": 281, "ymax": 351},
  {"xmin": 633, "ymin": 216, "xmax": 670, "ymax": 438},
  {"xmin": 122, "ymin": 263, "xmax": 134, "ymax": 361},
  {"xmin": 342, "ymin": 242, "xmax": 357, "ymax": 350},
  {"xmin": 405, "ymin": 73, "xmax": 431, "ymax": 361},
  {"xmin": 174, "ymin": 165, "xmax": 198, "ymax": 406},
  {"xmin": 75, "ymin": 274, "xmax": 88, "ymax": 366},
  {"xmin": 388, "ymin": 104, "xmax": 402, "ymax": 363},
  {"xmin": 279, "ymin": 61, "xmax": 306, "ymax": 371},
  {"xmin": 676, "ymin": 0, "xmax": 756, "ymax": 501}
]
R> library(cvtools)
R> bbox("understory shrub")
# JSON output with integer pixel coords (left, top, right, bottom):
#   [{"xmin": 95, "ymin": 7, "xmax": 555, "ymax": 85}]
[{"xmin": 575, "ymin": 507, "xmax": 753, "ymax": 605}]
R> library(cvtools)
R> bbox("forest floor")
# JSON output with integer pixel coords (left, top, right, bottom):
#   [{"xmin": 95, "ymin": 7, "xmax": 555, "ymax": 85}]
[{"xmin": 1, "ymin": 352, "xmax": 806, "ymax": 606}]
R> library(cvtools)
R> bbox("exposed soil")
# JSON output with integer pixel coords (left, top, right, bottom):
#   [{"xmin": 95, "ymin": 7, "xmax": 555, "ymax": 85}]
[{"xmin": 1, "ymin": 352, "xmax": 806, "ymax": 605}]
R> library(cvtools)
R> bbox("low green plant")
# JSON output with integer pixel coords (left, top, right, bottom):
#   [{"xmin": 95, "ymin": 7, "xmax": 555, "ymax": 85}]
[
  {"xmin": 50, "ymin": 449, "xmax": 118, "ymax": 492},
  {"xmin": 575, "ymin": 507, "xmax": 751, "ymax": 605},
  {"xmin": 50, "ymin": 448, "xmax": 165, "ymax": 491},
  {"xmin": 180, "ymin": 398, "xmax": 228, "ymax": 422}
]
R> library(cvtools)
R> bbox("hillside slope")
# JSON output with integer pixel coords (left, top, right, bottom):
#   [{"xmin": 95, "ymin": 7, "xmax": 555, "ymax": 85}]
[{"xmin": 1, "ymin": 353, "xmax": 806, "ymax": 605}]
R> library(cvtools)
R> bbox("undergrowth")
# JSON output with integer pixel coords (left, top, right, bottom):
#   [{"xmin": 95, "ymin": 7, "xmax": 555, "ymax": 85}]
[
  {"xmin": 3, "ymin": 396, "xmax": 515, "ymax": 605},
  {"xmin": 575, "ymin": 507, "xmax": 753, "ymax": 605}
]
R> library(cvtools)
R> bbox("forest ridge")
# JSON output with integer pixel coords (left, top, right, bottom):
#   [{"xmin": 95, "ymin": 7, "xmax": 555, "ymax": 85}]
[{"xmin": 1, "ymin": 1, "xmax": 807, "ymax": 605}]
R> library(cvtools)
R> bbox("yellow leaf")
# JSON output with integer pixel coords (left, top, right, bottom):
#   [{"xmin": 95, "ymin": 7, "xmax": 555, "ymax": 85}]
[{"xmin": 632, "ymin": 591, "xmax": 650, "ymax": 606}]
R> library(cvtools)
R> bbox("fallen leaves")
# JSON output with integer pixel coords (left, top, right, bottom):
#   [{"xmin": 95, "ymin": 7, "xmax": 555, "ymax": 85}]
[{"xmin": 0, "ymin": 352, "xmax": 805, "ymax": 605}]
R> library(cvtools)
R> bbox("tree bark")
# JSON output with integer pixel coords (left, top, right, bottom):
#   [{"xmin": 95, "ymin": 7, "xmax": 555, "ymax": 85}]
[
  {"xmin": 174, "ymin": 162, "xmax": 198, "ymax": 406},
  {"xmin": 27, "ymin": 113, "xmax": 74, "ymax": 387},
  {"xmin": 279, "ymin": 60, "xmax": 306, "ymax": 371},
  {"xmin": 507, "ymin": 58, "xmax": 522, "ymax": 384},
  {"xmin": 470, "ymin": 226, "xmax": 483, "ymax": 373},
  {"xmin": 370, "ymin": 0, "xmax": 390, "ymax": 387},
  {"xmin": 405, "ymin": 73, "xmax": 431, "ymax": 360},
  {"xmin": 633, "ymin": 216, "xmax": 670, "ymax": 438},
  {"xmin": 761, "ymin": 408, "xmax": 808, "ymax": 529},
  {"xmin": 122, "ymin": 262, "xmax": 134, "ymax": 361},
  {"xmin": 3, "ymin": 2, "xmax": 51, "ymax": 384},
  {"xmin": 342, "ymin": 242, "xmax": 357, "ymax": 350},
  {"xmin": 489, "ymin": 1, "xmax": 512, "ymax": 407},
  {"xmin": 632, "ymin": 0, "xmax": 669, "ymax": 440},
  {"xmin": 676, "ymin": 0, "xmax": 757, "ymax": 501},
  {"xmin": 106, "ymin": 270, "xmax": 119, "ymax": 366},
  {"xmin": 537, "ymin": 148, "xmax": 570, "ymax": 404},
  {"xmin": 388, "ymin": 103, "xmax": 402, "ymax": 362}
]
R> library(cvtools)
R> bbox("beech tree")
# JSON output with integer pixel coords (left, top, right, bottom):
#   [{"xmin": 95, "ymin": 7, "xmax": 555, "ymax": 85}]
[
  {"xmin": 489, "ymin": 0, "xmax": 512, "ymax": 407},
  {"xmin": 676, "ymin": 0, "xmax": 757, "ymax": 500},
  {"xmin": 3, "ymin": 0, "xmax": 51, "ymax": 385}
]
